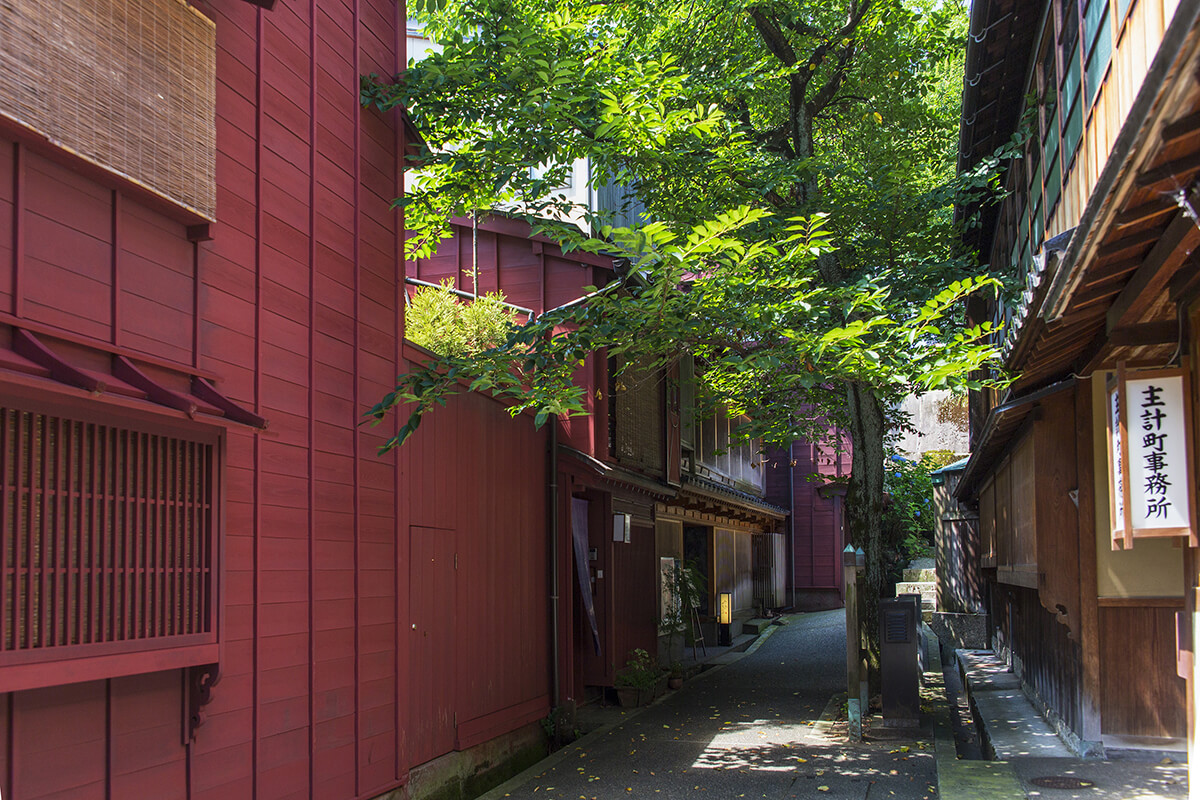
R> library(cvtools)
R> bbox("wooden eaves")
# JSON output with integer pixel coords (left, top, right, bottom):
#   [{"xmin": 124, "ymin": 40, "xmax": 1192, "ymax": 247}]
[
  {"xmin": 1004, "ymin": 4, "xmax": 1200, "ymax": 397},
  {"xmin": 958, "ymin": 4, "xmax": 1200, "ymax": 502}
]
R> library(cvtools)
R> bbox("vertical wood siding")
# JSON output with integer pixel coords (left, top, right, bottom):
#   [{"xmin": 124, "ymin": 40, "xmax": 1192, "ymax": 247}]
[
  {"xmin": 763, "ymin": 440, "xmax": 848, "ymax": 603},
  {"xmin": 993, "ymin": 585, "xmax": 1083, "ymax": 737},
  {"xmin": 410, "ymin": 219, "xmax": 615, "ymax": 316},
  {"xmin": 1099, "ymin": 603, "xmax": 1186, "ymax": 737},
  {"xmin": 610, "ymin": 523, "xmax": 657, "ymax": 672},
  {"xmin": 1021, "ymin": 0, "xmax": 1172, "ymax": 247},
  {"xmin": 0, "ymin": 0, "xmax": 553, "ymax": 798}
]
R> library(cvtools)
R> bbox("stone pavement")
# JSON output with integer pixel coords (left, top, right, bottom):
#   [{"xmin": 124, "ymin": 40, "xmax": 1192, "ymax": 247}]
[
  {"xmin": 480, "ymin": 609, "xmax": 939, "ymax": 800},
  {"xmin": 478, "ymin": 610, "xmax": 1190, "ymax": 800},
  {"xmin": 935, "ymin": 648, "xmax": 1189, "ymax": 800}
]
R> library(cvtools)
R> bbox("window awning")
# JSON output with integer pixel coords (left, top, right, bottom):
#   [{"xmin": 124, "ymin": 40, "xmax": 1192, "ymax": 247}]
[{"xmin": 0, "ymin": 327, "xmax": 266, "ymax": 430}]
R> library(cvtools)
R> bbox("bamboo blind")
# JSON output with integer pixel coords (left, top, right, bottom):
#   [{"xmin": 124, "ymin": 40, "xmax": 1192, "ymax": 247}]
[
  {"xmin": 0, "ymin": 407, "xmax": 215, "ymax": 654},
  {"xmin": 613, "ymin": 358, "xmax": 665, "ymax": 474},
  {"xmin": 0, "ymin": 0, "xmax": 216, "ymax": 220}
]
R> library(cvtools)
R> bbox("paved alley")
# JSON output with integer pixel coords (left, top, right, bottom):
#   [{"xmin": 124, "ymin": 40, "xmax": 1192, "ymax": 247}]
[{"xmin": 482, "ymin": 610, "xmax": 938, "ymax": 800}]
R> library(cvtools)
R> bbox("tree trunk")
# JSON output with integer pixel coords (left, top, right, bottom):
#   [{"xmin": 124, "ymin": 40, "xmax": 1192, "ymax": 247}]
[{"xmin": 844, "ymin": 380, "xmax": 886, "ymax": 689}]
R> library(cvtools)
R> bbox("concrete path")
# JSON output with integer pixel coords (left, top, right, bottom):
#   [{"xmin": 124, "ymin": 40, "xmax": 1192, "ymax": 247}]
[{"xmin": 481, "ymin": 610, "xmax": 938, "ymax": 800}]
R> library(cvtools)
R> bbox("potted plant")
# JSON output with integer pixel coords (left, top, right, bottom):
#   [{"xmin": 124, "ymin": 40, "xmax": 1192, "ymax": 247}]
[
  {"xmin": 667, "ymin": 661, "xmax": 684, "ymax": 690},
  {"xmin": 614, "ymin": 648, "xmax": 659, "ymax": 707},
  {"xmin": 661, "ymin": 559, "xmax": 707, "ymax": 664}
]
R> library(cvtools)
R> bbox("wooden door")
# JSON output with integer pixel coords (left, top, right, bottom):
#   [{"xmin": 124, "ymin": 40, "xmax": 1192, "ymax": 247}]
[{"xmin": 410, "ymin": 526, "xmax": 457, "ymax": 765}]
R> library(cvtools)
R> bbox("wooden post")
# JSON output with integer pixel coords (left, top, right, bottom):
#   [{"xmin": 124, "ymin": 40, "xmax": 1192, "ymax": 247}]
[
  {"xmin": 1075, "ymin": 378, "xmax": 1104, "ymax": 750},
  {"xmin": 844, "ymin": 545, "xmax": 862, "ymax": 741}
]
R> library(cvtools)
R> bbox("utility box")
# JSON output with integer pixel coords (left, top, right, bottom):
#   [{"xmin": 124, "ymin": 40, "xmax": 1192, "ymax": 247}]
[{"xmin": 879, "ymin": 596, "xmax": 919, "ymax": 726}]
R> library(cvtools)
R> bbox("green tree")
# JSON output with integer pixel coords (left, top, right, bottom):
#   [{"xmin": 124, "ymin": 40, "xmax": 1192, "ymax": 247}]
[{"xmin": 364, "ymin": 0, "xmax": 1011, "ymax": 677}]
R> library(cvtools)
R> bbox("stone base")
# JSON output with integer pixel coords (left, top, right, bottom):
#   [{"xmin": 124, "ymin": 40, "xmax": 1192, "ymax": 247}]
[
  {"xmin": 930, "ymin": 611, "xmax": 987, "ymax": 650},
  {"xmin": 397, "ymin": 720, "xmax": 548, "ymax": 800}
]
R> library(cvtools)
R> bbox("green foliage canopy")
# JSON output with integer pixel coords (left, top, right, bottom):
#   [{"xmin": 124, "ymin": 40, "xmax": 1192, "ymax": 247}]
[{"xmin": 362, "ymin": 0, "xmax": 1013, "ymax": 453}]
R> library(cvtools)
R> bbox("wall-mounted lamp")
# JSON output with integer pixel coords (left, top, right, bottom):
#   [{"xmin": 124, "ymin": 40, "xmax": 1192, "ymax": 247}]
[{"xmin": 718, "ymin": 591, "xmax": 732, "ymax": 646}]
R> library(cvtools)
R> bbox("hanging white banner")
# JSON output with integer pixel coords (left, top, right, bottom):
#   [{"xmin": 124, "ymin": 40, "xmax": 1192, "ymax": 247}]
[{"xmin": 1108, "ymin": 364, "xmax": 1196, "ymax": 549}]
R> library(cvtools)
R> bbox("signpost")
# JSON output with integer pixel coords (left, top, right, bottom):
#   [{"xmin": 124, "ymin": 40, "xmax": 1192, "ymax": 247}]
[{"xmin": 843, "ymin": 545, "xmax": 866, "ymax": 741}]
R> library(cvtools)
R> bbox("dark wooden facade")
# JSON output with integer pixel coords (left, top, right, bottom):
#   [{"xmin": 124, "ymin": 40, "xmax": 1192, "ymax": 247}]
[
  {"xmin": 0, "ymin": 1, "xmax": 556, "ymax": 798},
  {"xmin": 957, "ymin": 0, "xmax": 1200, "ymax": 756}
]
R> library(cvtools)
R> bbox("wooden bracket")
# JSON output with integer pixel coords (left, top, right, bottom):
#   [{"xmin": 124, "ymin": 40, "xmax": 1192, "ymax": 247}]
[
  {"xmin": 191, "ymin": 377, "xmax": 268, "ymax": 429},
  {"xmin": 184, "ymin": 663, "xmax": 221, "ymax": 744},
  {"xmin": 12, "ymin": 329, "xmax": 104, "ymax": 392},
  {"xmin": 113, "ymin": 356, "xmax": 198, "ymax": 417},
  {"xmin": 186, "ymin": 223, "xmax": 213, "ymax": 243}
]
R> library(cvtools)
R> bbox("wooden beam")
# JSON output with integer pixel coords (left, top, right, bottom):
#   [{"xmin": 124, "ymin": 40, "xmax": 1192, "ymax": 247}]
[
  {"xmin": 1074, "ymin": 328, "xmax": 1112, "ymax": 376},
  {"xmin": 1168, "ymin": 258, "xmax": 1200, "ymax": 302},
  {"xmin": 1113, "ymin": 198, "xmax": 1178, "ymax": 229},
  {"xmin": 1136, "ymin": 151, "xmax": 1200, "ymax": 189},
  {"xmin": 1106, "ymin": 212, "xmax": 1200, "ymax": 334},
  {"xmin": 1108, "ymin": 321, "xmax": 1180, "ymax": 347},
  {"xmin": 1074, "ymin": 377, "xmax": 1102, "ymax": 746},
  {"xmin": 1095, "ymin": 227, "xmax": 1162, "ymax": 260},
  {"xmin": 1162, "ymin": 111, "xmax": 1200, "ymax": 147},
  {"xmin": 1080, "ymin": 255, "xmax": 1144, "ymax": 288}
]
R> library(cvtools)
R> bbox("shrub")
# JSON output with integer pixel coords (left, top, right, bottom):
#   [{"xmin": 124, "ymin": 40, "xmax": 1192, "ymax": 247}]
[
  {"xmin": 884, "ymin": 449, "xmax": 959, "ymax": 562},
  {"xmin": 614, "ymin": 648, "xmax": 660, "ymax": 690},
  {"xmin": 406, "ymin": 280, "xmax": 516, "ymax": 357}
]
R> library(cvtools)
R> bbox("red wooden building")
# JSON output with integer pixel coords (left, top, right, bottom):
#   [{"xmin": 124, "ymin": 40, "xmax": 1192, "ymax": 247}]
[
  {"xmin": 764, "ymin": 439, "xmax": 851, "ymax": 611},
  {"xmin": 0, "ymin": 1, "xmax": 555, "ymax": 798},
  {"xmin": 411, "ymin": 217, "xmax": 789, "ymax": 708}
]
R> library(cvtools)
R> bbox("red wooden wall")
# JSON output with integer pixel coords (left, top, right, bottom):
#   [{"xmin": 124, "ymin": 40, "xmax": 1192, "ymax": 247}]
[
  {"xmin": 410, "ymin": 217, "xmax": 616, "ymax": 458},
  {"xmin": 764, "ymin": 439, "xmax": 850, "ymax": 608},
  {"xmin": 0, "ymin": 0, "xmax": 552, "ymax": 798},
  {"xmin": 410, "ymin": 217, "xmax": 615, "ymax": 316}
]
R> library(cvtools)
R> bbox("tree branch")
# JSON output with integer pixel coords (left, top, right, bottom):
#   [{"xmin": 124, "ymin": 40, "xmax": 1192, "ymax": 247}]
[
  {"xmin": 811, "ymin": 94, "xmax": 869, "ymax": 120},
  {"xmin": 807, "ymin": 0, "xmax": 873, "ymax": 117},
  {"xmin": 755, "ymin": 123, "xmax": 796, "ymax": 158},
  {"xmin": 748, "ymin": 7, "xmax": 797, "ymax": 66}
]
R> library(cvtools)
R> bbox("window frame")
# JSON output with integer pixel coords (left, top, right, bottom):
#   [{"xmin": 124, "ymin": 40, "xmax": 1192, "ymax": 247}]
[{"xmin": 0, "ymin": 388, "xmax": 223, "ymax": 693}]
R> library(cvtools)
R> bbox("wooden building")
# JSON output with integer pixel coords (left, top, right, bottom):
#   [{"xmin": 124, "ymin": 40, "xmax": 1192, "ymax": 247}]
[
  {"xmin": 956, "ymin": 0, "xmax": 1200, "ymax": 767},
  {"xmin": 410, "ymin": 218, "xmax": 788, "ymax": 704},
  {"xmin": 764, "ymin": 440, "xmax": 851, "ymax": 611},
  {"xmin": 0, "ymin": 2, "xmax": 558, "ymax": 799}
]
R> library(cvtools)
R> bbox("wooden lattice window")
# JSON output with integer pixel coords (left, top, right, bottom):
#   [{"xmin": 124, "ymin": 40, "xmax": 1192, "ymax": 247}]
[{"xmin": 0, "ymin": 401, "xmax": 219, "ymax": 692}]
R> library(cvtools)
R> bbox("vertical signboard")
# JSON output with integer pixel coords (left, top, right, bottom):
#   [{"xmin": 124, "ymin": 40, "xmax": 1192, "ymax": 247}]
[{"xmin": 1107, "ymin": 363, "xmax": 1197, "ymax": 549}]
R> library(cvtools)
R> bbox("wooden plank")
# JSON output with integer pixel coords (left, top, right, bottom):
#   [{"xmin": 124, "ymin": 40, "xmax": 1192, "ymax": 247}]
[
  {"xmin": 1136, "ymin": 150, "xmax": 1200, "ymax": 188},
  {"xmin": 408, "ymin": 525, "xmax": 456, "ymax": 765},
  {"xmin": 1107, "ymin": 212, "xmax": 1200, "ymax": 333},
  {"xmin": 1034, "ymin": 390, "xmax": 1078, "ymax": 631},
  {"xmin": 1097, "ymin": 596, "xmax": 1185, "ymax": 607},
  {"xmin": 1161, "ymin": 110, "xmax": 1200, "ymax": 146},
  {"xmin": 1099, "ymin": 605, "xmax": 1186, "ymax": 736}
]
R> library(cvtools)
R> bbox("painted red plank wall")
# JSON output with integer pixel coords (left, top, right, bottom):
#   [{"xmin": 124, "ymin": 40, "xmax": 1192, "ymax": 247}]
[
  {"xmin": 764, "ymin": 439, "xmax": 849, "ymax": 598},
  {"xmin": 410, "ymin": 218, "xmax": 615, "ymax": 315},
  {"xmin": 0, "ymin": 0, "xmax": 553, "ymax": 799},
  {"xmin": 410, "ymin": 218, "xmax": 617, "ymax": 460},
  {"xmin": 788, "ymin": 440, "xmax": 850, "ymax": 592}
]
